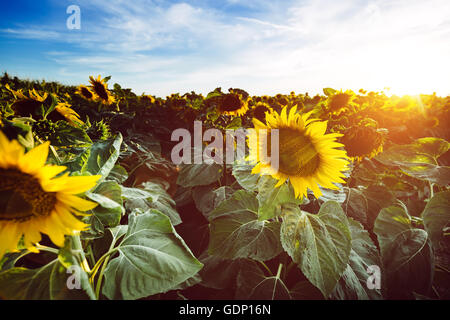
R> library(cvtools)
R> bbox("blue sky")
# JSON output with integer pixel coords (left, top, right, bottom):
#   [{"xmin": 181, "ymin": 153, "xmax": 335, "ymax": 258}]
[{"xmin": 1, "ymin": 0, "xmax": 449, "ymax": 97}]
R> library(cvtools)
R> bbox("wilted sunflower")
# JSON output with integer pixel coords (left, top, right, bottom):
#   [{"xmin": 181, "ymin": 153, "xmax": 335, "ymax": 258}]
[
  {"xmin": 6, "ymin": 85, "xmax": 48, "ymax": 118},
  {"xmin": 0, "ymin": 132, "xmax": 100, "ymax": 258},
  {"xmin": 140, "ymin": 94, "xmax": 156, "ymax": 105},
  {"xmin": 89, "ymin": 75, "xmax": 115, "ymax": 105},
  {"xmin": 218, "ymin": 93, "xmax": 248, "ymax": 116},
  {"xmin": 326, "ymin": 90, "xmax": 354, "ymax": 115},
  {"xmin": 75, "ymin": 85, "xmax": 95, "ymax": 101},
  {"xmin": 340, "ymin": 123, "xmax": 385, "ymax": 162},
  {"xmin": 252, "ymin": 102, "xmax": 273, "ymax": 122},
  {"xmin": 248, "ymin": 106, "xmax": 349, "ymax": 199},
  {"xmin": 55, "ymin": 102, "xmax": 84, "ymax": 126}
]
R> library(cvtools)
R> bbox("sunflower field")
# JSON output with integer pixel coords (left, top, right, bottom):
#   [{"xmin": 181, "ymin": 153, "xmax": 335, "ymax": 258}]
[{"xmin": 0, "ymin": 72, "xmax": 449, "ymax": 300}]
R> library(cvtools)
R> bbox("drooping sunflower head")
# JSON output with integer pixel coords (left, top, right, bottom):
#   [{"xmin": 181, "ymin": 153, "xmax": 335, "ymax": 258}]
[
  {"xmin": 339, "ymin": 122, "xmax": 385, "ymax": 162},
  {"xmin": 7, "ymin": 86, "xmax": 49, "ymax": 118},
  {"xmin": 89, "ymin": 75, "xmax": 116, "ymax": 105},
  {"xmin": 75, "ymin": 85, "xmax": 95, "ymax": 101},
  {"xmin": 54, "ymin": 102, "xmax": 84, "ymax": 126},
  {"xmin": 327, "ymin": 90, "xmax": 354, "ymax": 114},
  {"xmin": 0, "ymin": 132, "xmax": 100, "ymax": 258},
  {"xmin": 218, "ymin": 93, "xmax": 249, "ymax": 116},
  {"xmin": 252, "ymin": 102, "xmax": 273, "ymax": 122},
  {"xmin": 140, "ymin": 94, "xmax": 156, "ymax": 106},
  {"xmin": 248, "ymin": 106, "xmax": 350, "ymax": 199}
]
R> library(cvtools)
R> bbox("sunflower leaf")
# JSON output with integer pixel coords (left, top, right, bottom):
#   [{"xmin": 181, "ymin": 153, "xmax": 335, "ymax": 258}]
[
  {"xmin": 280, "ymin": 201, "xmax": 352, "ymax": 298},
  {"xmin": 82, "ymin": 133, "xmax": 122, "ymax": 182},
  {"xmin": 208, "ymin": 190, "xmax": 283, "ymax": 261},
  {"xmin": 177, "ymin": 163, "xmax": 223, "ymax": 187},
  {"xmin": 422, "ymin": 190, "xmax": 450, "ymax": 251},
  {"xmin": 102, "ymin": 209, "xmax": 203, "ymax": 300}
]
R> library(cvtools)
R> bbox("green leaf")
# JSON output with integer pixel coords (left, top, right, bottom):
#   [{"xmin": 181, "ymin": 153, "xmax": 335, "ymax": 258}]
[
  {"xmin": 422, "ymin": 190, "xmax": 450, "ymax": 251},
  {"xmin": 362, "ymin": 185, "xmax": 396, "ymax": 227},
  {"xmin": 208, "ymin": 190, "xmax": 283, "ymax": 261},
  {"xmin": 410, "ymin": 137, "xmax": 450, "ymax": 159},
  {"xmin": 383, "ymin": 229, "xmax": 434, "ymax": 298},
  {"xmin": 199, "ymin": 254, "xmax": 261, "ymax": 292},
  {"xmin": 374, "ymin": 139, "xmax": 450, "ymax": 186},
  {"xmin": 0, "ymin": 260, "xmax": 90, "ymax": 300},
  {"xmin": 290, "ymin": 280, "xmax": 323, "ymax": 300},
  {"xmin": 108, "ymin": 164, "xmax": 129, "ymax": 184},
  {"xmin": 120, "ymin": 186, "xmax": 153, "ymax": 200},
  {"xmin": 374, "ymin": 206, "xmax": 412, "ymax": 258},
  {"xmin": 192, "ymin": 185, "xmax": 233, "ymax": 219},
  {"xmin": 177, "ymin": 163, "xmax": 223, "ymax": 187},
  {"xmin": 257, "ymin": 176, "xmax": 302, "ymax": 221},
  {"xmin": 232, "ymin": 162, "xmax": 260, "ymax": 191},
  {"xmin": 343, "ymin": 188, "xmax": 368, "ymax": 225},
  {"xmin": 82, "ymin": 133, "xmax": 122, "ymax": 182},
  {"xmin": 246, "ymin": 267, "xmax": 291, "ymax": 300},
  {"xmin": 318, "ymin": 185, "xmax": 346, "ymax": 203},
  {"xmin": 225, "ymin": 116, "xmax": 242, "ymax": 129},
  {"xmin": 280, "ymin": 201, "xmax": 352, "ymax": 297},
  {"xmin": 102, "ymin": 209, "xmax": 203, "ymax": 300},
  {"xmin": 323, "ymin": 88, "xmax": 337, "ymax": 96},
  {"xmin": 58, "ymin": 237, "xmax": 96, "ymax": 300},
  {"xmin": 331, "ymin": 219, "xmax": 382, "ymax": 300},
  {"xmin": 82, "ymin": 180, "xmax": 124, "ymax": 240},
  {"xmin": 124, "ymin": 181, "xmax": 182, "ymax": 226}
]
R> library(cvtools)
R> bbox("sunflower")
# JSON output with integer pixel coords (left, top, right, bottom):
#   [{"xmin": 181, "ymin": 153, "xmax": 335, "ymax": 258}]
[
  {"xmin": 248, "ymin": 106, "xmax": 349, "ymax": 199},
  {"xmin": 140, "ymin": 94, "xmax": 156, "ymax": 105},
  {"xmin": 339, "ymin": 123, "xmax": 385, "ymax": 162},
  {"xmin": 0, "ymin": 132, "xmax": 100, "ymax": 258},
  {"xmin": 7, "ymin": 85, "xmax": 48, "ymax": 118},
  {"xmin": 251, "ymin": 102, "xmax": 273, "ymax": 122},
  {"xmin": 55, "ymin": 102, "xmax": 84, "ymax": 126},
  {"xmin": 218, "ymin": 93, "xmax": 249, "ymax": 116},
  {"xmin": 75, "ymin": 85, "xmax": 95, "ymax": 101},
  {"xmin": 89, "ymin": 75, "xmax": 115, "ymax": 105},
  {"xmin": 326, "ymin": 90, "xmax": 354, "ymax": 115}
]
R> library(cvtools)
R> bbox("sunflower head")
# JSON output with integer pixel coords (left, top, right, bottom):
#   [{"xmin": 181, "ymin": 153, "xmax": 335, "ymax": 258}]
[
  {"xmin": 8, "ymin": 88, "xmax": 49, "ymax": 118},
  {"xmin": 0, "ymin": 132, "xmax": 100, "ymax": 258},
  {"xmin": 327, "ymin": 90, "xmax": 354, "ymax": 114},
  {"xmin": 252, "ymin": 102, "xmax": 273, "ymax": 122},
  {"xmin": 140, "ymin": 94, "xmax": 156, "ymax": 106},
  {"xmin": 89, "ymin": 75, "xmax": 116, "ymax": 105},
  {"xmin": 54, "ymin": 102, "xmax": 84, "ymax": 126},
  {"xmin": 248, "ymin": 106, "xmax": 349, "ymax": 199},
  {"xmin": 218, "ymin": 93, "xmax": 249, "ymax": 116},
  {"xmin": 339, "ymin": 121, "xmax": 385, "ymax": 162},
  {"xmin": 75, "ymin": 85, "xmax": 95, "ymax": 101}
]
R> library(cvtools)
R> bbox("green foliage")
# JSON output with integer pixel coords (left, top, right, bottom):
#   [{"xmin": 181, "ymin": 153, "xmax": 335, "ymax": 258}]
[{"xmin": 1, "ymin": 74, "xmax": 448, "ymax": 300}]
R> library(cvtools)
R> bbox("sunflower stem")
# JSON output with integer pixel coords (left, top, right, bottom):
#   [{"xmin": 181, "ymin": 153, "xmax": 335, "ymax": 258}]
[
  {"xmin": 258, "ymin": 261, "xmax": 273, "ymax": 276},
  {"xmin": 429, "ymin": 181, "xmax": 434, "ymax": 199},
  {"xmin": 71, "ymin": 235, "xmax": 91, "ymax": 273},
  {"xmin": 276, "ymin": 263, "xmax": 283, "ymax": 279},
  {"xmin": 35, "ymin": 244, "xmax": 59, "ymax": 255}
]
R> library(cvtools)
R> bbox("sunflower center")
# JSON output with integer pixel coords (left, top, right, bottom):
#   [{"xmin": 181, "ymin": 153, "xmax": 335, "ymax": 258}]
[
  {"xmin": 341, "ymin": 127, "xmax": 381, "ymax": 157},
  {"xmin": 267, "ymin": 127, "xmax": 320, "ymax": 176},
  {"xmin": 0, "ymin": 168, "xmax": 56, "ymax": 221},
  {"xmin": 254, "ymin": 105, "xmax": 269, "ymax": 121},
  {"xmin": 81, "ymin": 87, "xmax": 93, "ymax": 99},
  {"xmin": 329, "ymin": 93, "xmax": 350, "ymax": 111},
  {"xmin": 220, "ymin": 94, "xmax": 242, "ymax": 112},
  {"xmin": 92, "ymin": 82, "xmax": 109, "ymax": 100}
]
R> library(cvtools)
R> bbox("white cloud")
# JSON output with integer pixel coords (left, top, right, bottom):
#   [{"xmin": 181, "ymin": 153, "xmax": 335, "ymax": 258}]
[{"xmin": 2, "ymin": 0, "xmax": 450, "ymax": 96}]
